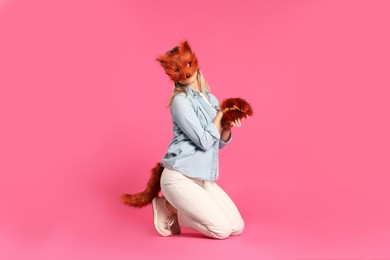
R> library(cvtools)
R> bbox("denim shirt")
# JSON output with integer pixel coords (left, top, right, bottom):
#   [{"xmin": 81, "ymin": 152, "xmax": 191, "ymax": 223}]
[{"xmin": 160, "ymin": 86, "xmax": 232, "ymax": 182}]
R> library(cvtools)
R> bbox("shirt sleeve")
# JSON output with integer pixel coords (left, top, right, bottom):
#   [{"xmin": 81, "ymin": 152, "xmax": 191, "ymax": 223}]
[
  {"xmin": 171, "ymin": 95, "xmax": 220, "ymax": 150},
  {"xmin": 219, "ymin": 131, "xmax": 232, "ymax": 149}
]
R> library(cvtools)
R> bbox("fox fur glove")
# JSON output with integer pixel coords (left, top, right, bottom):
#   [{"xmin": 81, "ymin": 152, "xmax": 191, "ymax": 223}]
[{"xmin": 221, "ymin": 98, "xmax": 253, "ymax": 130}]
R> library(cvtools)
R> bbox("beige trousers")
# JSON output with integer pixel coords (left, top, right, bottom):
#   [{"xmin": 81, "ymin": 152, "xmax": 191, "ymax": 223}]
[{"xmin": 160, "ymin": 168, "xmax": 245, "ymax": 239}]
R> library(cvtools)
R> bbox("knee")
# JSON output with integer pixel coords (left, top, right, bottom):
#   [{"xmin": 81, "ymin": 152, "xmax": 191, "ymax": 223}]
[
  {"xmin": 207, "ymin": 217, "xmax": 245, "ymax": 239},
  {"xmin": 231, "ymin": 218, "xmax": 245, "ymax": 236},
  {"xmin": 211, "ymin": 229, "xmax": 231, "ymax": 240},
  {"xmin": 208, "ymin": 221, "xmax": 232, "ymax": 240}
]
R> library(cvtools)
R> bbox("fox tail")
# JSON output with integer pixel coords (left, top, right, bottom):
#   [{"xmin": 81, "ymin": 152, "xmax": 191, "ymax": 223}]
[{"xmin": 121, "ymin": 163, "xmax": 164, "ymax": 208}]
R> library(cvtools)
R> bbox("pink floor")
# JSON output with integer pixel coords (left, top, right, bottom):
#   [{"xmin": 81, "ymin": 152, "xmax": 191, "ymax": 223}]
[
  {"xmin": 1, "ymin": 0, "xmax": 390, "ymax": 259},
  {"xmin": 2, "ymin": 189, "xmax": 389, "ymax": 259}
]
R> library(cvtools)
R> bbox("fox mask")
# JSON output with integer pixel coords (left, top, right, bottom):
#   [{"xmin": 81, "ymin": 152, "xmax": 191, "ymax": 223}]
[{"xmin": 156, "ymin": 41, "xmax": 199, "ymax": 83}]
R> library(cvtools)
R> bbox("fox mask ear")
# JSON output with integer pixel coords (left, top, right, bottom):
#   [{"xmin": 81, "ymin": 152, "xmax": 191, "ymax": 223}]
[
  {"xmin": 180, "ymin": 40, "xmax": 192, "ymax": 53},
  {"xmin": 156, "ymin": 55, "xmax": 168, "ymax": 64},
  {"xmin": 156, "ymin": 41, "xmax": 191, "ymax": 63}
]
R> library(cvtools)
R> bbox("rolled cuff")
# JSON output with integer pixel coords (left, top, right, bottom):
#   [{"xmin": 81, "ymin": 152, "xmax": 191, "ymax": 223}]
[{"xmin": 219, "ymin": 132, "xmax": 232, "ymax": 149}]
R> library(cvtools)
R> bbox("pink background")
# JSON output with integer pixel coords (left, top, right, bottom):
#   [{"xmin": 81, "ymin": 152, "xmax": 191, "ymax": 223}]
[{"xmin": 1, "ymin": 0, "xmax": 389, "ymax": 259}]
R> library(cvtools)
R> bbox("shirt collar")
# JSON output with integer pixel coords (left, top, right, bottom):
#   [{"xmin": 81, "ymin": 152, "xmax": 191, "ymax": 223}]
[{"xmin": 184, "ymin": 86, "xmax": 209, "ymax": 97}]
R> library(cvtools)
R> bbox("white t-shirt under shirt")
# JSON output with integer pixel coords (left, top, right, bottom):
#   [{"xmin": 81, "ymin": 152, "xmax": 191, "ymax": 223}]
[{"xmin": 200, "ymin": 93, "xmax": 217, "ymax": 115}]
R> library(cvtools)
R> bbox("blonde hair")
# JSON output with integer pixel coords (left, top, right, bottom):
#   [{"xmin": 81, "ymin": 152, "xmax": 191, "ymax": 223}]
[{"xmin": 168, "ymin": 70, "xmax": 210, "ymax": 106}]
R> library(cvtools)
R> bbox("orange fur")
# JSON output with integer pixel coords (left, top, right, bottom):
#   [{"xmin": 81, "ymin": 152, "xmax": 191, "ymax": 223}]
[
  {"xmin": 221, "ymin": 98, "xmax": 253, "ymax": 130},
  {"xmin": 121, "ymin": 163, "xmax": 163, "ymax": 208},
  {"xmin": 156, "ymin": 40, "xmax": 199, "ymax": 82}
]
